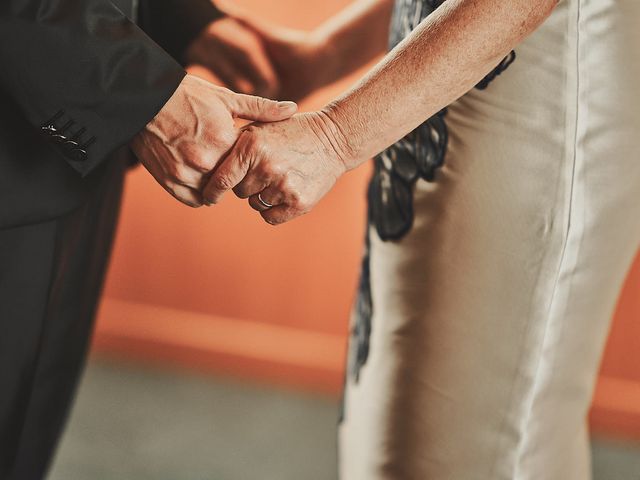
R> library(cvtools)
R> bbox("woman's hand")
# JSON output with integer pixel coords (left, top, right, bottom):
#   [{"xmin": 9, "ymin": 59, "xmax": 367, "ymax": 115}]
[
  {"xmin": 213, "ymin": 0, "xmax": 394, "ymax": 101},
  {"xmin": 237, "ymin": 20, "xmax": 334, "ymax": 101},
  {"xmin": 202, "ymin": 112, "xmax": 352, "ymax": 225},
  {"xmin": 184, "ymin": 17, "xmax": 280, "ymax": 98}
]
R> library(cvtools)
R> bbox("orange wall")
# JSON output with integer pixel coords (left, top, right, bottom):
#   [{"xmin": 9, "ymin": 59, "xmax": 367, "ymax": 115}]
[
  {"xmin": 93, "ymin": 0, "xmax": 640, "ymax": 438},
  {"xmin": 600, "ymin": 258, "xmax": 640, "ymax": 384},
  {"xmin": 94, "ymin": 0, "xmax": 370, "ymax": 393},
  {"xmin": 102, "ymin": 0, "xmax": 368, "ymax": 338},
  {"xmin": 590, "ymin": 254, "xmax": 640, "ymax": 439}
]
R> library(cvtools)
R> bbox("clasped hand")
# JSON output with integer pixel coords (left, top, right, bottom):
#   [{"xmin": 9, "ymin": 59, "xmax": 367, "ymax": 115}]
[
  {"xmin": 203, "ymin": 109, "xmax": 349, "ymax": 225},
  {"xmin": 132, "ymin": 74, "xmax": 350, "ymax": 225},
  {"xmin": 132, "ymin": 11, "xmax": 351, "ymax": 224}
]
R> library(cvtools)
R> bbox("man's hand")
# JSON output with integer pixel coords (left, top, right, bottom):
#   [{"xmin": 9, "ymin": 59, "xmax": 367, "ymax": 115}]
[
  {"xmin": 130, "ymin": 74, "xmax": 298, "ymax": 208},
  {"xmin": 202, "ymin": 111, "xmax": 351, "ymax": 224},
  {"xmin": 184, "ymin": 17, "xmax": 280, "ymax": 98}
]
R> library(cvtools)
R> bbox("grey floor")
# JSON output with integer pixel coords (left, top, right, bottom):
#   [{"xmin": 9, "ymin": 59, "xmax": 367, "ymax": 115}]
[{"xmin": 49, "ymin": 360, "xmax": 640, "ymax": 480}]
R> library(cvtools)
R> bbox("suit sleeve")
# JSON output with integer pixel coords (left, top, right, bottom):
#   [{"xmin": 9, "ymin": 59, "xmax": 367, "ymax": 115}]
[
  {"xmin": 0, "ymin": 0, "xmax": 187, "ymax": 176},
  {"xmin": 138, "ymin": 0, "xmax": 225, "ymax": 65}
]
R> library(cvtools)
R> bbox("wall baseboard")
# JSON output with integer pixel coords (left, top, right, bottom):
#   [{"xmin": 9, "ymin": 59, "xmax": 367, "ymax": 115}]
[
  {"xmin": 93, "ymin": 297, "xmax": 640, "ymax": 439},
  {"xmin": 92, "ymin": 298, "xmax": 347, "ymax": 395},
  {"xmin": 590, "ymin": 376, "xmax": 640, "ymax": 441}
]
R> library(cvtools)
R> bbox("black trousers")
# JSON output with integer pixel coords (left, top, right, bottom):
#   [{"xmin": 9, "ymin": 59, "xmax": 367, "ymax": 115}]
[{"xmin": 0, "ymin": 156, "xmax": 127, "ymax": 479}]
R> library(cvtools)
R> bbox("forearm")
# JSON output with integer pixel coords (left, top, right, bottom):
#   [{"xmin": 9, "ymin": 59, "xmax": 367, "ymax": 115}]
[
  {"xmin": 315, "ymin": 0, "xmax": 394, "ymax": 85},
  {"xmin": 324, "ymin": 0, "xmax": 558, "ymax": 170}
]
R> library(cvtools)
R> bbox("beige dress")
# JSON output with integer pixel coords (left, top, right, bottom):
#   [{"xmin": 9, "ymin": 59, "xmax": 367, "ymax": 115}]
[{"xmin": 339, "ymin": 0, "xmax": 640, "ymax": 478}]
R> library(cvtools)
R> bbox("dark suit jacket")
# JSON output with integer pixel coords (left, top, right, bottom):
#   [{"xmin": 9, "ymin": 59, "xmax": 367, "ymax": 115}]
[{"xmin": 0, "ymin": 0, "xmax": 223, "ymax": 228}]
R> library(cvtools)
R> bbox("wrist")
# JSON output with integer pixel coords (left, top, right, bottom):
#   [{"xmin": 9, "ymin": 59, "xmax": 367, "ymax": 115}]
[
  {"xmin": 132, "ymin": 74, "xmax": 189, "ymax": 153},
  {"xmin": 130, "ymin": 110, "xmax": 159, "ymax": 165},
  {"xmin": 318, "ymin": 103, "xmax": 360, "ymax": 172}
]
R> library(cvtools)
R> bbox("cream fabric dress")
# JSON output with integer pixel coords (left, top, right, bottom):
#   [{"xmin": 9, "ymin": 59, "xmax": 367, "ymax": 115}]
[{"xmin": 339, "ymin": 0, "xmax": 640, "ymax": 479}]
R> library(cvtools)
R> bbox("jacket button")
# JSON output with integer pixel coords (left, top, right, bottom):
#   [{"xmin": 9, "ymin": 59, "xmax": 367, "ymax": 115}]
[
  {"xmin": 41, "ymin": 125, "xmax": 57, "ymax": 135},
  {"xmin": 68, "ymin": 148, "xmax": 88, "ymax": 162},
  {"xmin": 50, "ymin": 134, "xmax": 67, "ymax": 144}
]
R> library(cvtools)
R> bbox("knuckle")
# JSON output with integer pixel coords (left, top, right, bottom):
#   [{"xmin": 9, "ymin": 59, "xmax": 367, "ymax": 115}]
[
  {"xmin": 165, "ymin": 182, "xmax": 201, "ymax": 208},
  {"xmin": 164, "ymin": 163, "xmax": 181, "ymax": 181},
  {"xmin": 257, "ymin": 163, "xmax": 273, "ymax": 181},
  {"xmin": 295, "ymin": 196, "xmax": 312, "ymax": 213},
  {"xmin": 252, "ymin": 95, "xmax": 269, "ymax": 112},
  {"xmin": 164, "ymin": 181, "xmax": 178, "ymax": 197},
  {"xmin": 288, "ymin": 191, "xmax": 301, "ymax": 207},
  {"xmin": 183, "ymin": 145, "xmax": 213, "ymax": 173},
  {"xmin": 216, "ymin": 131, "xmax": 237, "ymax": 152},
  {"xmin": 281, "ymin": 177, "xmax": 300, "ymax": 202},
  {"xmin": 261, "ymin": 159, "xmax": 282, "ymax": 178},
  {"xmin": 237, "ymin": 129, "xmax": 257, "ymax": 152},
  {"xmin": 280, "ymin": 172, "xmax": 294, "ymax": 190},
  {"xmin": 211, "ymin": 174, "xmax": 234, "ymax": 192},
  {"xmin": 170, "ymin": 164, "xmax": 191, "ymax": 182},
  {"xmin": 191, "ymin": 157, "xmax": 214, "ymax": 174},
  {"xmin": 245, "ymin": 129, "xmax": 261, "ymax": 148},
  {"xmin": 237, "ymin": 135, "xmax": 263, "ymax": 168},
  {"xmin": 234, "ymin": 151, "xmax": 252, "ymax": 173}
]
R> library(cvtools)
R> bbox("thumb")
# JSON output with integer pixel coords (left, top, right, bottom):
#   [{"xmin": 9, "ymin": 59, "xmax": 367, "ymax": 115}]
[
  {"xmin": 203, "ymin": 136, "xmax": 252, "ymax": 205},
  {"xmin": 227, "ymin": 92, "xmax": 297, "ymax": 122}
]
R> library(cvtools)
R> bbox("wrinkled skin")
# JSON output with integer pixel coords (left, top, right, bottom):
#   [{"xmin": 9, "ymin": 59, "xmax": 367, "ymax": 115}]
[
  {"xmin": 131, "ymin": 74, "xmax": 297, "ymax": 207},
  {"xmin": 203, "ymin": 111, "xmax": 350, "ymax": 225}
]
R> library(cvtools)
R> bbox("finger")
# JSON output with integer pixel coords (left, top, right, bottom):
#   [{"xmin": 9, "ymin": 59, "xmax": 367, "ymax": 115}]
[
  {"xmin": 169, "ymin": 166, "xmax": 207, "ymax": 191},
  {"xmin": 202, "ymin": 140, "xmax": 251, "ymax": 205},
  {"xmin": 226, "ymin": 92, "xmax": 297, "ymax": 122},
  {"xmin": 248, "ymin": 186, "xmax": 284, "ymax": 212},
  {"xmin": 260, "ymin": 204, "xmax": 298, "ymax": 225},
  {"xmin": 229, "ymin": 40, "xmax": 279, "ymax": 97},
  {"xmin": 233, "ymin": 171, "xmax": 269, "ymax": 199},
  {"xmin": 141, "ymin": 160, "xmax": 204, "ymax": 207},
  {"xmin": 205, "ymin": 55, "xmax": 252, "ymax": 95},
  {"xmin": 164, "ymin": 182, "xmax": 204, "ymax": 208}
]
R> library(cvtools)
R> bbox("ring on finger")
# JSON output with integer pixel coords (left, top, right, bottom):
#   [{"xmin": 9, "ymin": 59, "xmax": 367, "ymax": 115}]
[{"xmin": 257, "ymin": 192, "xmax": 274, "ymax": 209}]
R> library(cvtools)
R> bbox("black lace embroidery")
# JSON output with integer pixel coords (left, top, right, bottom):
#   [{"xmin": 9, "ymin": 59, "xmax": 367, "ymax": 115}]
[{"xmin": 348, "ymin": 0, "xmax": 516, "ymax": 382}]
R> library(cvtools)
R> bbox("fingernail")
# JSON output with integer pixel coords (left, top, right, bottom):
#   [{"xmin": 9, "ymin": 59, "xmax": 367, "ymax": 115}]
[{"xmin": 277, "ymin": 101, "xmax": 297, "ymax": 111}]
